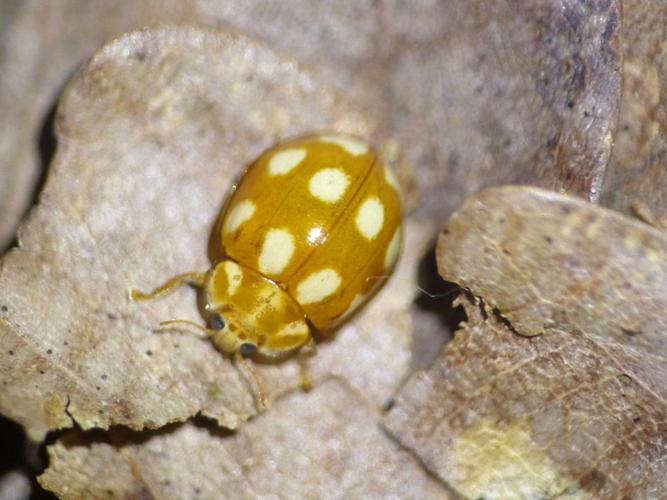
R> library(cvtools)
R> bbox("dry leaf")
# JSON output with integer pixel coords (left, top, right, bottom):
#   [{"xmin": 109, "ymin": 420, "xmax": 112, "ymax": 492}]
[
  {"xmin": 39, "ymin": 379, "xmax": 446, "ymax": 499},
  {"xmin": 0, "ymin": 1, "xmax": 660, "ymax": 498},
  {"xmin": 385, "ymin": 297, "xmax": 666, "ymax": 498},
  {"xmin": 385, "ymin": 186, "xmax": 666, "ymax": 497},
  {"xmin": 600, "ymin": 0, "xmax": 667, "ymax": 219},
  {"xmin": 0, "ymin": 25, "xmax": 376, "ymax": 441},
  {"xmin": 0, "ymin": 1, "xmax": 622, "ymax": 253},
  {"xmin": 437, "ymin": 186, "xmax": 667, "ymax": 363},
  {"xmin": 0, "ymin": 0, "xmax": 212, "ymax": 251},
  {"xmin": 198, "ymin": 0, "xmax": 621, "ymax": 216},
  {"xmin": 0, "ymin": 3, "xmax": 624, "ymax": 400},
  {"xmin": 372, "ymin": 0, "xmax": 621, "ymax": 216}
]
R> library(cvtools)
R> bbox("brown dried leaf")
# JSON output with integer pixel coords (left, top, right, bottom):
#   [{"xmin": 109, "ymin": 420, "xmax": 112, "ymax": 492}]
[
  {"xmin": 39, "ymin": 379, "xmax": 446, "ymax": 499},
  {"xmin": 0, "ymin": 25, "xmax": 376, "ymax": 441},
  {"xmin": 0, "ymin": 1, "xmax": 621, "ymax": 253},
  {"xmin": 0, "ymin": 0, "xmax": 211, "ymax": 251},
  {"xmin": 0, "ymin": 3, "xmax": 624, "ymax": 401},
  {"xmin": 374, "ymin": 0, "xmax": 621, "ymax": 215},
  {"xmin": 0, "ymin": 1, "xmax": 638, "ymax": 497},
  {"xmin": 193, "ymin": 0, "xmax": 621, "ymax": 216},
  {"xmin": 437, "ymin": 186, "xmax": 667, "ymax": 362},
  {"xmin": 385, "ymin": 297, "xmax": 666, "ymax": 498},
  {"xmin": 385, "ymin": 186, "xmax": 667, "ymax": 497},
  {"xmin": 600, "ymin": 0, "xmax": 667, "ymax": 219}
]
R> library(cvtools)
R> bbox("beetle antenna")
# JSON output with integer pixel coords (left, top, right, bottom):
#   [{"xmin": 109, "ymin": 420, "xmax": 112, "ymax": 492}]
[
  {"xmin": 414, "ymin": 286, "xmax": 460, "ymax": 299},
  {"xmin": 158, "ymin": 319, "xmax": 209, "ymax": 338},
  {"xmin": 365, "ymin": 275, "xmax": 461, "ymax": 299}
]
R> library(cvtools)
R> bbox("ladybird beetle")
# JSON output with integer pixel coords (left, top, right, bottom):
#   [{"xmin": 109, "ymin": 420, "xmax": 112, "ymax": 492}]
[{"xmin": 131, "ymin": 133, "xmax": 402, "ymax": 364}]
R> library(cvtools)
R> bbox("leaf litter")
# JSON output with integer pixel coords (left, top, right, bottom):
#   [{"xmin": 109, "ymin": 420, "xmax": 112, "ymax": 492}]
[
  {"xmin": 385, "ymin": 187, "xmax": 667, "ymax": 498},
  {"xmin": 2, "ymin": 1, "xmax": 666, "ymax": 498}
]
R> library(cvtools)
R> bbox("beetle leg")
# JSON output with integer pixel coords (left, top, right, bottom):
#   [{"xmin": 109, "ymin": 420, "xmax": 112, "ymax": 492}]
[
  {"xmin": 297, "ymin": 337, "xmax": 317, "ymax": 391},
  {"xmin": 235, "ymin": 352, "xmax": 267, "ymax": 411},
  {"xmin": 129, "ymin": 272, "xmax": 207, "ymax": 301}
]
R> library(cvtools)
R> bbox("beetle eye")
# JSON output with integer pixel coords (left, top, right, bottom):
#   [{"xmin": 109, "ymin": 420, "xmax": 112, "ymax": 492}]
[
  {"xmin": 239, "ymin": 342, "xmax": 257, "ymax": 356},
  {"xmin": 210, "ymin": 314, "xmax": 225, "ymax": 330}
]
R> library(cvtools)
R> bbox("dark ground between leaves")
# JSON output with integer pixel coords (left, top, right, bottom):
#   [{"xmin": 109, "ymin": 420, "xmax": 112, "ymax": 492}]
[{"xmin": 0, "ymin": 415, "xmax": 55, "ymax": 499}]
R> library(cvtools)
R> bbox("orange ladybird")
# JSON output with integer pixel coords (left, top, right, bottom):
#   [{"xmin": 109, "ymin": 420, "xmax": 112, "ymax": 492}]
[{"xmin": 132, "ymin": 133, "xmax": 402, "ymax": 362}]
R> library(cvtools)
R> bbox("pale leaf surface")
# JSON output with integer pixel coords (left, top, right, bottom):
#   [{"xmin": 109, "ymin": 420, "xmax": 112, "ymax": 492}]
[
  {"xmin": 386, "ymin": 187, "xmax": 667, "ymax": 498},
  {"xmin": 40, "ymin": 379, "xmax": 446, "ymax": 499},
  {"xmin": 0, "ymin": 25, "xmax": 373, "ymax": 441},
  {"xmin": 601, "ymin": 0, "xmax": 667, "ymax": 220}
]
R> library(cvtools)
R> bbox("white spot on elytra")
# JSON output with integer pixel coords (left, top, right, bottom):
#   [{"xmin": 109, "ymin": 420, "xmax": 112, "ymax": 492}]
[
  {"xmin": 259, "ymin": 228, "xmax": 295, "ymax": 276},
  {"xmin": 268, "ymin": 148, "xmax": 306, "ymax": 176},
  {"xmin": 224, "ymin": 200, "xmax": 256, "ymax": 233},
  {"xmin": 384, "ymin": 228, "xmax": 401, "ymax": 269},
  {"xmin": 355, "ymin": 197, "xmax": 385, "ymax": 240},
  {"xmin": 320, "ymin": 134, "xmax": 369, "ymax": 156},
  {"xmin": 277, "ymin": 320, "xmax": 309, "ymax": 338},
  {"xmin": 296, "ymin": 268, "xmax": 342, "ymax": 304},
  {"xmin": 384, "ymin": 163, "xmax": 399, "ymax": 190},
  {"xmin": 309, "ymin": 168, "xmax": 350, "ymax": 203},
  {"xmin": 223, "ymin": 261, "xmax": 244, "ymax": 295}
]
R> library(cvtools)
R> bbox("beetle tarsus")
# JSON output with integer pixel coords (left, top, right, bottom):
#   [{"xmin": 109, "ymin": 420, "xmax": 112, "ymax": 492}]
[{"xmin": 297, "ymin": 338, "xmax": 317, "ymax": 391}]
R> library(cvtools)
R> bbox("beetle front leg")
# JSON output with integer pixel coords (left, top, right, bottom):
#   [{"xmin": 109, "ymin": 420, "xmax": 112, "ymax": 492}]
[
  {"xmin": 297, "ymin": 337, "xmax": 317, "ymax": 391},
  {"xmin": 129, "ymin": 272, "xmax": 207, "ymax": 301}
]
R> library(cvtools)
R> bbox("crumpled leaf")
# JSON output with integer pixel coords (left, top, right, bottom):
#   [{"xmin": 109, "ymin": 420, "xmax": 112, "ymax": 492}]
[
  {"xmin": 600, "ymin": 0, "xmax": 667, "ymax": 219},
  {"xmin": 0, "ymin": 0, "xmax": 212, "ymax": 251},
  {"xmin": 385, "ymin": 186, "xmax": 667, "ymax": 498},
  {"xmin": 0, "ymin": 25, "xmax": 376, "ymax": 441},
  {"xmin": 0, "ymin": 3, "xmax": 624, "ymax": 393},
  {"xmin": 0, "ymin": 1, "xmax": 621, "ymax": 253},
  {"xmin": 0, "ymin": 1, "xmax": 648, "ymax": 498},
  {"xmin": 207, "ymin": 0, "xmax": 621, "ymax": 216},
  {"xmin": 386, "ymin": 296, "xmax": 666, "ymax": 498},
  {"xmin": 39, "ymin": 379, "xmax": 446, "ymax": 499},
  {"xmin": 438, "ymin": 186, "xmax": 667, "ymax": 364},
  {"xmin": 374, "ymin": 0, "xmax": 621, "ymax": 215}
]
